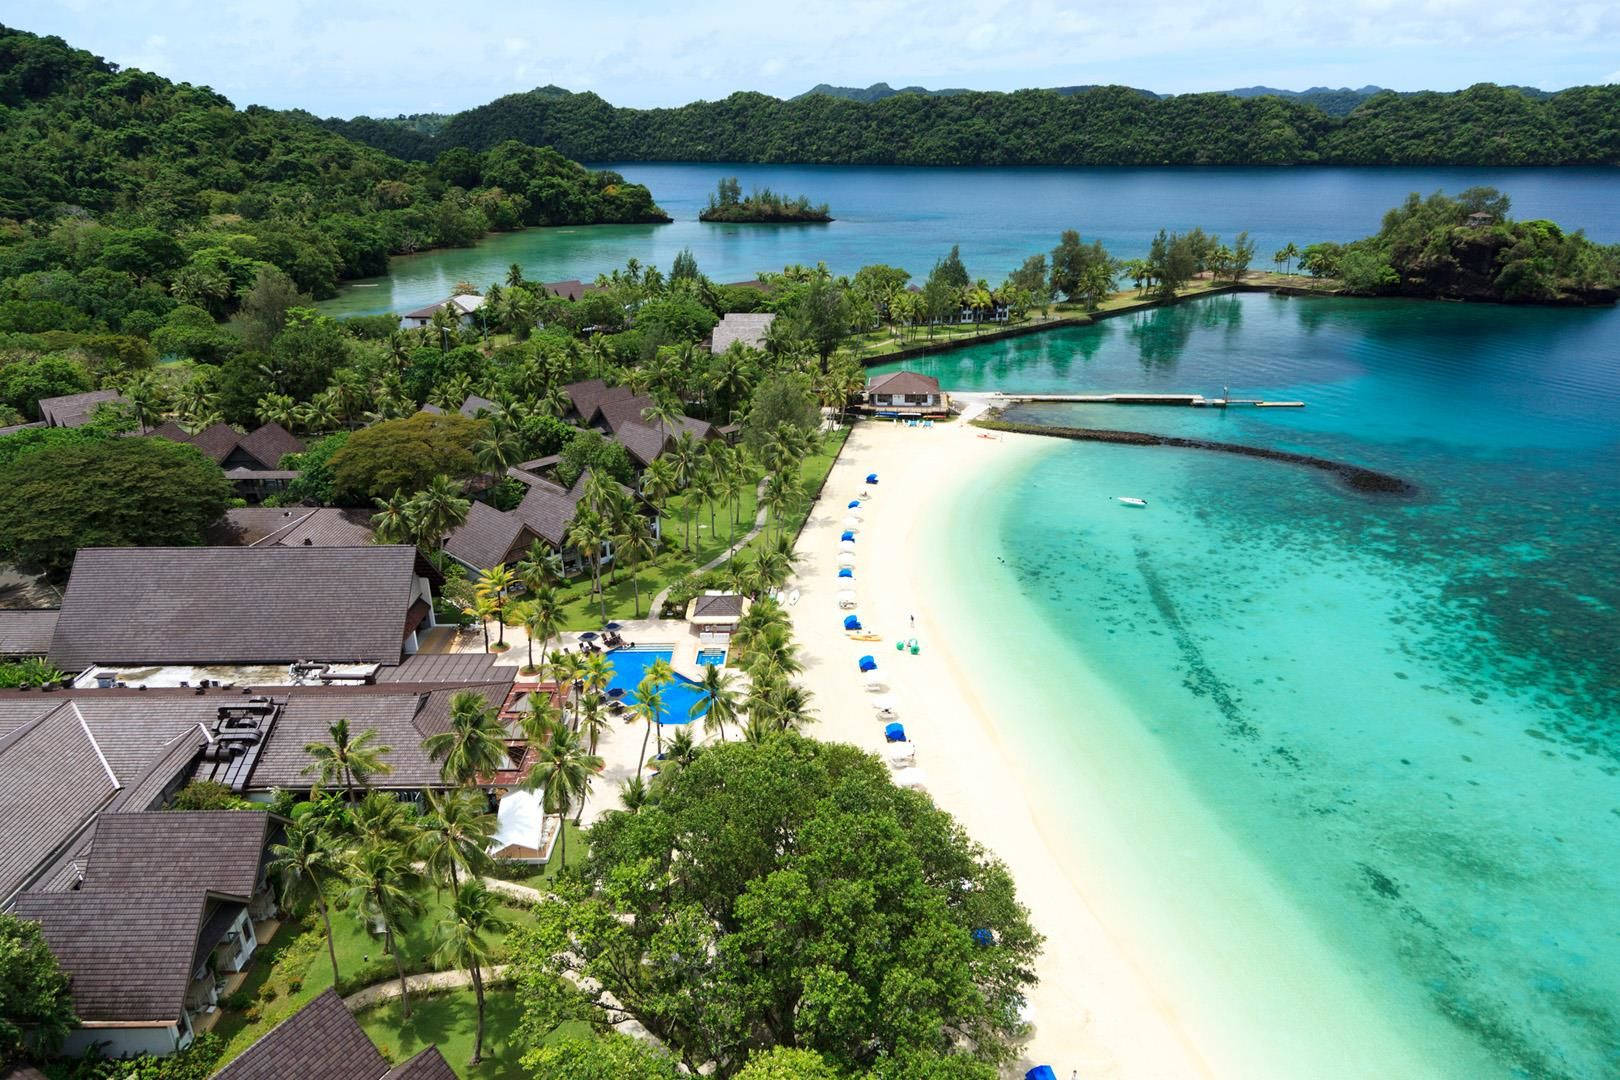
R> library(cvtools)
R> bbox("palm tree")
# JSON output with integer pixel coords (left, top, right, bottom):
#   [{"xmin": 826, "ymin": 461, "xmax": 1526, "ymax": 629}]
[
  {"xmin": 664, "ymin": 727, "xmax": 699, "ymax": 770},
  {"xmin": 476, "ymin": 564, "xmax": 515, "ymax": 648},
  {"xmin": 631, "ymin": 675, "xmax": 666, "ymax": 780},
  {"xmin": 419, "ymin": 788, "xmax": 496, "ymax": 895},
  {"xmin": 565, "ymin": 509, "xmax": 611, "ymax": 625},
  {"xmin": 619, "ymin": 775, "xmax": 649, "ymax": 813},
  {"xmin": 257, "ymin": 392, "xmax": 297, "ymax": 429},
  {"xmin": 516, "ymin": 541, "xmax": 564, "ymax": 594},
  {"xmin": 268, "ymin": 819, "xmax": 343, "ymax": 986},
  {"xmin": 512, "ymin": 593, "xmax": 557, "ymax": 675},
  {"xmin": 547, "ymin": 651, "xmax": 588, "ymax": 730},
  {"xmin": 342, "ymin": 844, "xmax": 422, "ymax": 1017},
  {"xmin": 351, "ymin": 790, "xmax": 413, "ymax": 848},
  {"xmin": 524, "ymin": 718, "xmax": 603, "ymax": 864},
  {"xmin": 302, "ymin": 717, "xmax": 393, "ymax": 803},
  {"xmin": 370, "ymin": 494, "xmax": 415, "ymax": 545},
  {"xmin": 407, "ymin": 475, "xmax": 470, "ymax": 551},
  {"xmin": 576, "ymin": 692, "xmax": 610, "ymax": 757},
  {"xmin": 667, "ymin": 433, "xmax": 702, "ymax": 551},
  {"xmin": 770, "ymin": 681, "xmax": 817, "ymax": 733},
  {"xmin": 693, "ymin": 664, "xmax": 739, "ymax": 742},
  {"xmin": 434, "ymin": 881, "xmax": 509, "ymax": 1066},
  {"xmin": 761, "ymin": 470, "xmax": 800, "ymax": 541},
  {"xmin": 473, "ymin": 427, "xmax": 519, "ymax": 494},
  {"xmin": 423, "ymin": 690, "xmax": 508, "ymax": 787},
  {"xmin": 611, "ymin": 511, "xmax": 658, "ymax": 618},
  {"xmin": 460, "ymin": 595, "xmax": 498, "ymax": 652},
  {"xmin": 122, "ymin": 371, "xmax": 168, "ymax": 434}
]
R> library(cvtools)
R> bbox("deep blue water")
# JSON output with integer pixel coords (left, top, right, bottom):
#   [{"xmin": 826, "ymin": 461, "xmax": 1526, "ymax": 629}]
[{"xmin": 319, "ymin": 165, "xmax": 1620, "ymax": 317}]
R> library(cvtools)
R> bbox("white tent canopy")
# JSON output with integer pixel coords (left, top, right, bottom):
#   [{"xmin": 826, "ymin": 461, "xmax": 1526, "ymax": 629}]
[{"xmin": 490, "ymin": 789, "xmax": 547, "ymax": 853}]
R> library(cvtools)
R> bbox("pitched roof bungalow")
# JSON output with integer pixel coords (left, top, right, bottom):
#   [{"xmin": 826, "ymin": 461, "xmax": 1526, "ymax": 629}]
[
  {"xmin": 444, "ymin": 472, "xmax": 652, "ymax": 576},
  {"xmin": 402, "ymin": 294, "xmax": 485, "ymax": 328},
  {"xmin": 214, "ymin": 988, "xmax": 457, "ymax": 1080},
  {"xmin": 210, "ymin": 507, "xmax": 378, "ymax": 549},
  {"xmin": 710, "ymin": 312, "xmax": 776, "ymax": 355},
  {"xmin": 45, "ymin": 546, "xmax": 437, "ymax": 676},
  {"xmin": 148, "ymin": 422, "xmax": 306, "ymax": 499},
  {"xmin": 558, "ymin": 379, "xmax": 716, "ymax": 467},
  {"xmin": 11, "ymin": 811, "xmax": 279, "ymax": 1057},
  {"xmin": 0, "ymin": 610, "xmax": 58, "ymax": 659},
  {"xmin": 862, "ymin": 370, "xmax": 949, "ymax": 416},
  {"xmin": 38, "ymin": 389, "xmax": 125, "ymax": 428}
]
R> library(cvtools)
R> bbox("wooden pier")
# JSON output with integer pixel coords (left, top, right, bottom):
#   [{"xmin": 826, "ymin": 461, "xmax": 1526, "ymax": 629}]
[{"xmin": 991, "ymin": 393, "xmax": 1305, "ymax": 408}]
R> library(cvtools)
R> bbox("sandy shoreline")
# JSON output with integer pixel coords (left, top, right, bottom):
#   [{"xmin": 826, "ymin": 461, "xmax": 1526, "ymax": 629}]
[{"xmin": 789, "ymin": 418, "xmax": 1217, "ymax": 1078}]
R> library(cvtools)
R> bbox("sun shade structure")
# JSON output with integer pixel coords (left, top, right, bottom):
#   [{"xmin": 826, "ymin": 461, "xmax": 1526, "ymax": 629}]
[
  {"xmin": 837, "ymin": 567, "xmax": 854, "ymax": 578},
  {"xmin": 842, "ymin": 517, "xmax": 860, "ymax": 529},
  {"xmin": 1026, "ymin": 1068, "xmax": 1059, "ymax": 1080},
  {"xmin": 884, "ymin": 722, "xmax": 906, "ymax": 742},
  {"xmin": 836, "ymin": 590, "xmax": 857, "ymax": 608},
  {"xmin": 847, "ymin": 500, "xmax": 861, "ymax": 508},
  {"xmin": 839, "ymin": 540, "xmax": 856, "ymax": 552},
  {"xmin": 840, "ymin": 531, "xmax": 856, "ymax": 542},
  {"xmin": 865, "ymin": 473, "xmax": 879, "ymax": 484},
  {"xmin": 858, "ymin": 654, "xmax": 877, "ymax": 672},
  {"xmin": 844, "ymin": 615, "xmax": 862, "ymax": 630}
]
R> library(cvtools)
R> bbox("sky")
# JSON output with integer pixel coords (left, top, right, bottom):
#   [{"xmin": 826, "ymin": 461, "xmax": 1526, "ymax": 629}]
[{"xmin": 6, "ymin": 0, "xmax": 1619, "ymax": 116}]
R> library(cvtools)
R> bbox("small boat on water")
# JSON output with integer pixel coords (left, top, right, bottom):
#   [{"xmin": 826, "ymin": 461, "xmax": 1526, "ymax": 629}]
[{"xmin": 1116, "ymin": 496, "xmax": 1148, "ymax": 508}]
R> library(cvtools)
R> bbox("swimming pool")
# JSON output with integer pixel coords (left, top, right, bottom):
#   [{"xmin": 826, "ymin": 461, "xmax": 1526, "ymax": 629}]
[
  {"xmin": 695, "ymin": 648, "xmax": 727, "ymax": 667},
  {"xmin": 606, "ymin": 647, "xmax": 706, "ymax": 724}
]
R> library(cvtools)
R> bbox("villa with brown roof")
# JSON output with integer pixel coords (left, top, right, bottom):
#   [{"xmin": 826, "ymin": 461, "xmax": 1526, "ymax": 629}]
[
  {"xmin": 11, "ymin": 810, "xmax": 279, "ymax": 1056},
  {"xmin": 147, "ymin": 421, "xmax": 306, "ymax": 499},
  {"xmin": 711, "ymin": 312, "xmax": 776, "ymax": 354},
  {"xmin": 401, "ymin": 294, "xmax": 486, "ymax": 328},
  {"xmin": 38, "ymin": 389, "xmax": 125, "ymax": 428},
  {"xmin": 214, "ymin": 988, "xmax": 457, "ymax": 1080},
  {"xmin": 445, "ymin": 472, "xmax": 654, "ymax": 576},
  {"xmin": 863, "ymin": 370, "xmax": 949, "ymax": 416}
]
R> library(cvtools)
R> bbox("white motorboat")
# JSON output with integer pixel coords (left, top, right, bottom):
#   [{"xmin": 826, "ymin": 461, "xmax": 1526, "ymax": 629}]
[{"xmin": 1116, "ymin": 497, "xmax": 1148, "ymax": 508}]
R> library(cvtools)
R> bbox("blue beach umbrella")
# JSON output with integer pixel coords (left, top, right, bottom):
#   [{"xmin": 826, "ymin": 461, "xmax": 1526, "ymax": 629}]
[
  {"xmin": 884, "ymin": 722, "xmax": 906, "ymax": 742},
  {"xmin": 837, "ymin": 567, "xmax": 854, "ymax": 578},
  {"xmin": 843, "ymin": 615, "xmax": 862, "ymax": 630},
  {"xmin": 1025, "ymin": 1069, "xmax": 1057, "ymax": 1080},
  {"xmin": 847, "ymin": 500, "xmax": 861, "ymax": 508},
  {"xmin": 865, "ymin": 473, "xmax": 879, "ymax": 484},
  {"xmin": 840, "ymin": 530, "xmax": 856, "ymax": 542},
  {"xmin": 858, "ymin": 654, "xmax": 877, "ymax": 672}
]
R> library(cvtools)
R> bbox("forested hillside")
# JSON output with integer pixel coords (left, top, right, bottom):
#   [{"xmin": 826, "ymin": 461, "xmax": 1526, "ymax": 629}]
[
  {"xmin": 322, "ymin": 82, "xmax": 1620, "ymax": 166},
  {"xmin": 0, "ymin": 25, "xmax": 667, "ymax": 306}
]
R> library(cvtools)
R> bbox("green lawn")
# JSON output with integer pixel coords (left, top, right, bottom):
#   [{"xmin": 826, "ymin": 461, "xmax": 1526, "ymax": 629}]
[
  {"xmin": 213, "ymin": 884, "xmax": 538, "ymax": 1065},
  {"xmin": 550, "ymin": 427, "xmax": 850, "ymax": 628},
  {"xmin": 490, "ymin": 820, "xmax": 587, "ymax": 889},
  {"xmin": 357, "ymin": 988, "xmax": 593, "ymax": 1079}
]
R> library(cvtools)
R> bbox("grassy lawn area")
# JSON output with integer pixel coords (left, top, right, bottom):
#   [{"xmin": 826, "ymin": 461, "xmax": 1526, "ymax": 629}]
[
  {"xmin": 213, "ymin": 884, "xmax": 539, "ymax": 1066},
  {"xmin": 551, "ymin": 427, "xmax": 850, "ymax": 628},
  {"xmin": 491, "ymin": 821, "xmax": 587, "ymax": 890},
  {"xmin": 357, "ymin": 988, "xmax": 593, "ymax": 1079}
]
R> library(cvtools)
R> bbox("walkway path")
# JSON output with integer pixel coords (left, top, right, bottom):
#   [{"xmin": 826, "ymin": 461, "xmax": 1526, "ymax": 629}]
[
  {"xmin": 342, "ymin": 965, "xmax": 510, "ymax": 1010},
  {"xmin": 649, "ymin": 477, "xmax": 769, "ymax": 615}
]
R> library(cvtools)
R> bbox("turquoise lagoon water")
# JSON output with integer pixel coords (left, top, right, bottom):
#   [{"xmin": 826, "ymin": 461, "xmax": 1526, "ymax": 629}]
[
  {"xmin": 897, "ymin": 294, "xmax": 1620, "ymax": 1078},
  {"xmin": 317, "ymin": 165, "xmax": 1620, "ymax": 318}
]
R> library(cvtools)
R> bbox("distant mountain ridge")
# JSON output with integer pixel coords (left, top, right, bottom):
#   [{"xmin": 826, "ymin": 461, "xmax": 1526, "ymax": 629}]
[{"xmin": 317, "ymin": 81, "xmax": 1620, "ymax": 167}]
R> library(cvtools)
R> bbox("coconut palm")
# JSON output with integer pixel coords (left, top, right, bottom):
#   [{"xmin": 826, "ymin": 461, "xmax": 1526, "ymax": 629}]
[
  {"xmin": 268, "ymin": 819, "xmax": 343, "ymax": 985},
  {"xmin": 770, "ymin": 681, "xmax": 817, "ymax": 733},
  {"xmin": 476, "ymin": 564, "xmax": 515, "ymax": 647},
  {"xmin": 419, "ymin": 787, "xmax": 495, "ymax": 895},
  {"xmin": 576, "ymin": 691, "xmax": 610, "ymax": 756},
  {"xmin": 302, "ymin": 717, "xmax": 392, "ymax": 803},
  {"xmin": 434, "ymin": 881, "xmax": 509, "ymax": 1066},
  {"xmin": 761, "ymin": 470, "xmax": 801, "ymax": 540},
  {"xmin": 664, "ymin": 727, "xmax": 699, "ymax": 770},
  {"xmin": 407, "ymin": 474, "xmax": 470, "ymax": 551},
  {"xmin": 370, "ymin": 494, "xmax": 415, "ymax": 545},
  {"xmin": 565, "ymin": 508, "xmax": 611, "ymax": 625},
  {"xmin": 516, "ymin": 540, "xmax": 564, "ymax": 594},
  {"xmin": 473, "ymin": 427, "xmax": 519, "ymax": 493},
  {"xmin": 256, "ymin": 392, "xmax": 297, "ymax": 429},
  {"xmin": 423, "ymin": 690, "xmax": 508, "ymax": 787},
  {"xmin": 523, "ymin": 718, "xmax": 603, "ymax": 863},
  {"xmin": 612, "ymin": 510, "xmax": 658, "ymax": 618},
  {"xmin": 619, "ymin": 775, "xmax": 649, "ymax": 813},
  {"xmin": 460, "ymin": 595, "xmax": 498, "ymax": 652},
  {"xmin": 342, "ymin": 844, "xmax": 422, "ymax": 1016},
  {"xmin": 351, "ymin": 790, "xmax": 413, "ymax": 848},
  {"xmin": 122, "ymin": 371, "xmax": 168, "ymax": 434},
  {"xmin": 631, "ymin": 675, "xmax": 666, "ymax": 780},
  {"xmin": 515, "ymin": 589, "xmax": 560, "ymax": 674},
  {"xmin": 693, "ymin": 663, "xmax": 739, "ymax": 742},
  {"xmin": 667, "ymin": 432, "xmax": 702, "ymax": 550}
]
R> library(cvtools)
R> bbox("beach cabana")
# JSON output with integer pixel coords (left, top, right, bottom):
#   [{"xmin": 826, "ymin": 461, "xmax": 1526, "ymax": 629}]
[
  {"xmin": 847, "ymin": 500, "xmax": 861, "ymax": 509},
  {"xmin": 866, "ymin": 473, "xmax": 879, "ymax": 484},
  {"xmin": 884, "ymin": 722, "xmax": 906, "ymax": 742},
  {"xmin": 857, "ymin": 654, "xmax": 877, "ymax": 672},
  {"xmin": 843, "ymin": 615, "xmax": 862, "ymax": 631},
  {"xmin": 840, "ymin": 530, "xmax": 856, "ymax": 542},
  {"xmin": 1025, "ymin": 1068, "xmax": 1058, "ymax": 1080},
  {"xmin": 870, "ymin": 692, "xmax": 897, "ymax": 717},
  {"xmin": 837, "ymin": 567, "xmax": 854, "ymax": 578}
]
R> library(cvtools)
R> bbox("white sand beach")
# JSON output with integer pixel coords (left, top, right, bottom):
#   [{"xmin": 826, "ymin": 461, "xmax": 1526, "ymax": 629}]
[{"xmin": 787, "ymin": 417, "xmax": 1454, "ymax": 1079}]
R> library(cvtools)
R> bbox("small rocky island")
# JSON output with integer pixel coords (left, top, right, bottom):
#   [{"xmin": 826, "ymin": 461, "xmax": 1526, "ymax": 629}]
[{"xmin": 700, "ymin": 176, "xmax": 832, "ymax": 223}]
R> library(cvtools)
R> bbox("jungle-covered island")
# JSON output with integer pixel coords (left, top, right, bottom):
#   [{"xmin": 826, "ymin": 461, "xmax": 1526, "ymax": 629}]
[
  {"xmin": 0, "ymin": 26, "xmax": 669, "ymax": 304},
  {"xmin": 699, "ymin": 178, "xmax": 833, "ymax": 223},
  {"xmin": 324, "ymin": 81, "xmax": 1620, "ymax": 167}
]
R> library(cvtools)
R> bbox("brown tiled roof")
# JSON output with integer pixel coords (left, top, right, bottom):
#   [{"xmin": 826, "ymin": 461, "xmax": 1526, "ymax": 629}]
[
  {"xmin": 209, "ymin": 508, "xmax": 312, "ymax": 546},
  {"xmin": 214, "ymin": 989, "xmax": 390, "ymax": 1080},
  {"xmin": 418, "ymin": 403, "xmax": 445, "ymax": 415},
  {"xmin": 0, "ymin": 610, "xmax": 58, "ymax": 656},
  {"xmin": 444, "ymin": 502, "xmax": 533, "ymax": 572},
  {"xmin": 271, "ymin": 508, "xmax": 376, "ymax": 549},
  {"xmin": 244, "ymin": 687, "xmax": 455, "ymax": 790},
  {"xmin": 412, "ymin": 682, "xmax": 514, "ymax": 740},
  {"xmin": 561, "ymin": 378, "xmax": 609, "ymax": 422},
  {"xmin": 596, "ymin": 393, "xmax": 660, "ymax": 433},
  {"xmin": 12, "ymin": 888, "xmax": 209, "ymax": 1022},
  {"xmin": 39, "ymin": 389, "xmax": 123, "ymax": 428},
  {"xmin": 185, "ymin": 423, "xmax": 244, "ymax": 463},
  {"xmin": 145, "ymin": 421, "xmax": 192, "ymax": 442},
  {"xmin": 225, "ymin": 467, "xmax": 299, "ymax": 482},
  {"xmin": 543, "ymin": 279, "xmax": 587, "ymax": 303},
  {"xmin": 383, "ymin": 1048, "xmax": 459, "ymax": 1080},
  {"xmin": 77, "ymin": 811, "xmax": 272, "ymax": 899},
  {"xmin": 867, "ymin": 370, "xmax": 941, "ymax": 396},
  {"xmin": 0, "ymin": 705, "xmax": 119, "ymax": 904},
  {"xmin": 512, "ymin": 473, "xmax": 591, "ymax": 546},
  {"xmin": 0, "ymin": 420, "xmax": 45, "ymax": 436},
  {"xmin": 237, "ymin": 423, "xmax": 305, "ymax": 469},
  {"xmin": 376, "ymin": 653, "xmax": 509, "ymax": 684},
  {"xmin": 692, "ymin": 593, "xmax": 745, "ymax": 618},
  {"xmin": 48, "ymin": 547, "xmax": 422, "ymax": 670},
  {"xmin": 611, "ymin": 420, "xmax": 668, "ymax": 467},
  {"xmin": 459, "ymin": 394, "xmax": 499, "ymax": 418}
]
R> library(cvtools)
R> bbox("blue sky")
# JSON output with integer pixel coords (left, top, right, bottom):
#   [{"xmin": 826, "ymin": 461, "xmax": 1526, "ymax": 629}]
[{"xmin": 8, "ymin": 0, "xmax": 1619, "ymax": 115}]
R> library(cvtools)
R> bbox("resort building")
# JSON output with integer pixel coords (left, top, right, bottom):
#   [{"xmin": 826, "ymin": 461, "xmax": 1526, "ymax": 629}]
[
  {"xmin": 0, "ymin": 609, "xmax": 57, "ymax": 660},
  {"xmin": 146, "ymin": 421, "xmax": 306, "ymax": 499},
  {"xmin": 559, "ymin": 378, "xmax": 718, "ymax": 468},
  {"xmin": 686, "ymin": 592, "xmax": 751, "ymax": 642},
  {"xmin": 710, "ymin": 311, "xmax": 776, "ymax": 354},
  {"xmin": 42, "ymin": 545, "xmax": 438, "ymax": 681},
  {"xmin": 209, "ymin": 506, "xmax": 378, "ymax": 549},
  {"xmin": 214, "ymin": 987, "xmax": 457, "ymax": 1079},
  {"xmin": 542, "ymin": 278, "xmax": 592, "ymax": 302},
  {"xmin": 445, "ymin": 471, "xmax": 653, "ymax": 577},
  {"xmin": 10, "ymin": 811, "xmax": 280, "ymax": 1057},
  {"xmin": 401, "ymin": 293, "xmax": 486, "ymax": 328},
  {"xmin": 861, "ymin": 370, "xmax": 949, "ymax": 417},
  {"xmin": 38, "ymin": 388, "xmax": 125, "ymax": 428}
]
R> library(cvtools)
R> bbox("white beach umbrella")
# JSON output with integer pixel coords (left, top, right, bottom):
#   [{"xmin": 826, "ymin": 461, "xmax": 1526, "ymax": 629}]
[
  {"xmin": 838, "ymin": 540, "xmax": 856, "ymax": 552},
  {"xmin": 893, "ymin": 767, "xmax": 928, "ymax": 790},
  {"xmin": 887, "ymin": 741, "xmax": 917, "ymax": 766},
  {"xmin": 836, "ymin": 552, "xmax": 856, "ymax": 567},
  {"xmin": 869, "ymin": 692, "xmax": 897, "ymax": 713},
  {"xmin": 863, "ymin": 670, "xmax": 887, "ymax": 690},
  {"xmin": 841, "ymin": 516, "xmax": 861, "ymax": 529},
  {"xmin": 836, "ymin": 589, "xmax": 858, "ymax": 608}
]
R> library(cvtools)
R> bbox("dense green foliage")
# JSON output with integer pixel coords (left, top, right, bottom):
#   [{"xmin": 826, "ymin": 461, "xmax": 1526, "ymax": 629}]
[
  {"xmin": 0, "ymin": 659, "xmax": 65, "ymax": 689},
  {"xmin": 0, "ymin": 435, "xmax": 231, "ymax": 574},
  {"xmin": 1299, "ymin": 188, "xmax": 1620, "ymax": 302},
  {"xmin": 0, "ymin": 23, "xmax": 666, "ymax": 329},
  {"xmin": 511, "ymin": 735, "xmax": 1036, "ymax": 1078},
  {"xmin": 701, "ymin": 177, "xmax": 832, "ymax": 223},
  {"xmin": 328, "ymin": 412, "xmax": 481, "ymax": 501},
  {"xmin": 0, "ymin": 912, "xmax": 76, "ymax": 1071},
  {"xmin": 327, "ymin": 82, "xmax": 1620, "ymax": 166}
]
